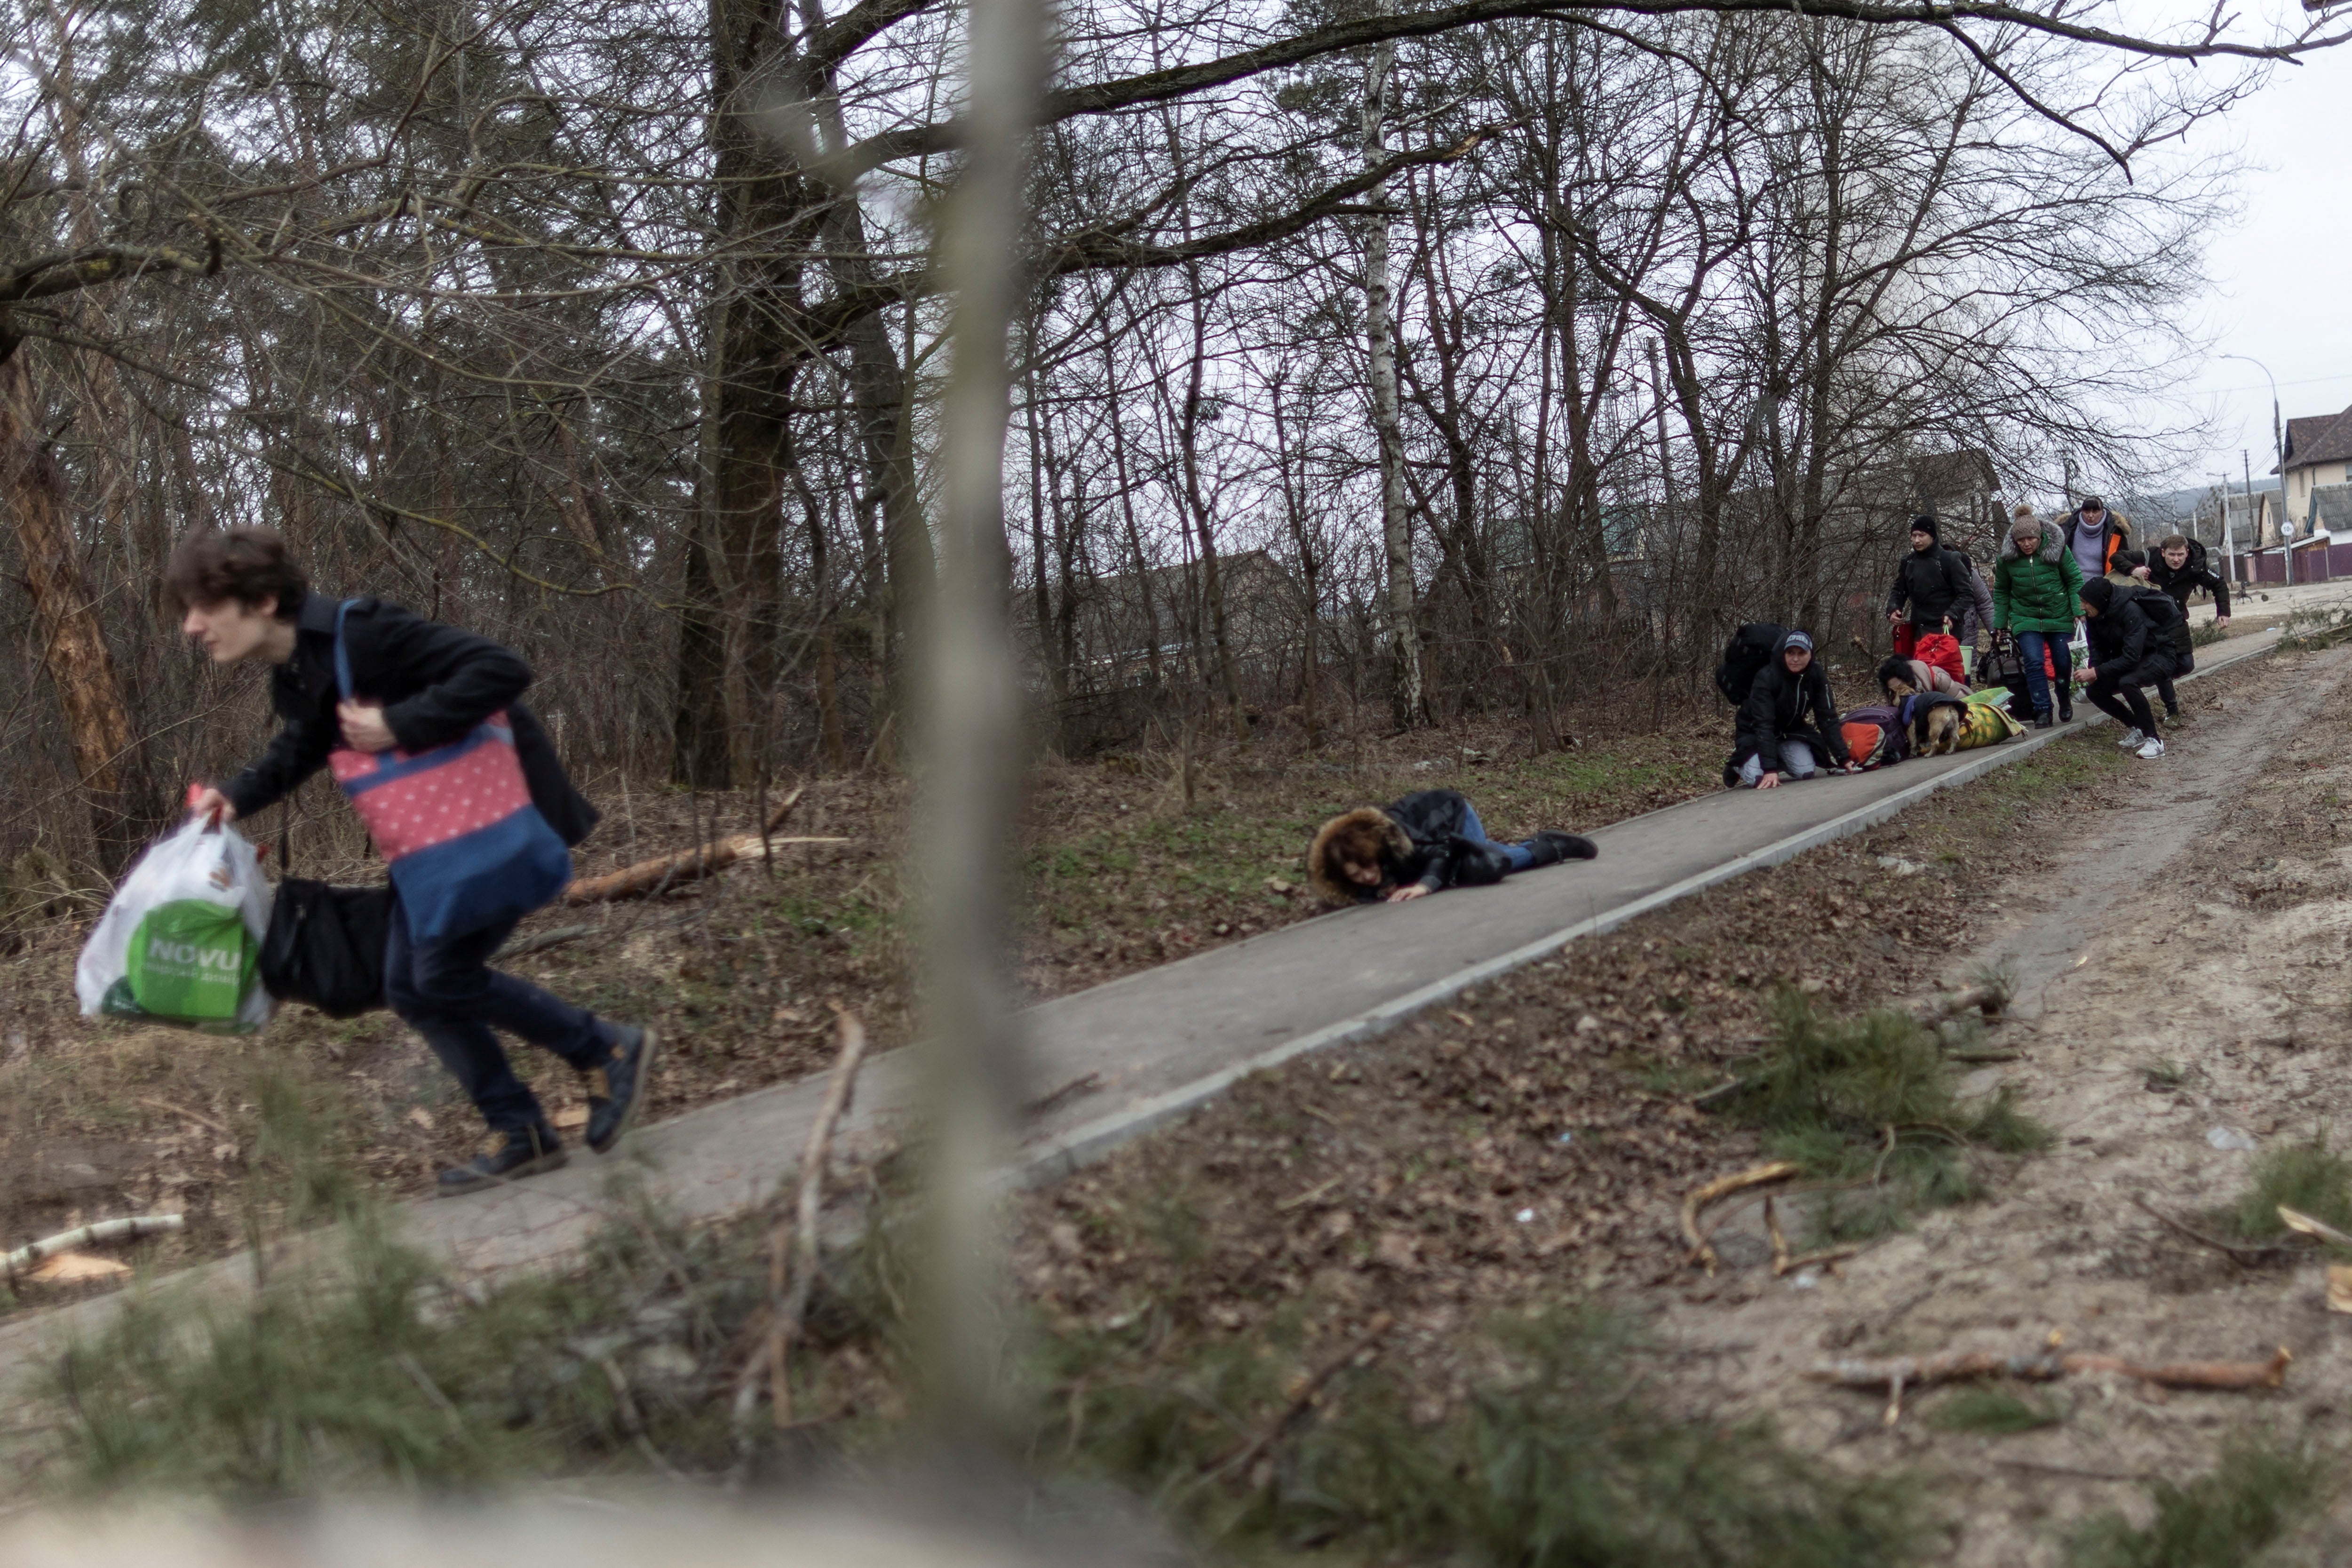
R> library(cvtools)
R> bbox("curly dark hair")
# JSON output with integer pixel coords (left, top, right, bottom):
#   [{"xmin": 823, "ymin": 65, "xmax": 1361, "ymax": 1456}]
[
  {"xmin": 1876, "ymin": 654, "xmax": 1922, "ymax": 696},
  {"xmin": 164, "ymin": 526, "xmax": 308, "ymax": 619}
]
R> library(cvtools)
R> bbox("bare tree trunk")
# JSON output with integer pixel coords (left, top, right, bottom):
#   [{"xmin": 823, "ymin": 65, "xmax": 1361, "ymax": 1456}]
[
  {"xmin": 0, "ymin": 347, "xmax": 141, "ymax": 874},
  {"xmin": 914, "ymin": 0, "xmax": 1039, "ymax": 1435},
  {"xmin": 1023, "ymin": 363, "xmax": 1073, "ymax": 733},
  {"xmin": 1361, "ymin": 34, "xmax": 1420, "ymax": 730},
  {"xmin": 1176, "ymin": 271, "xmax": 1249, "ymax": 743}
]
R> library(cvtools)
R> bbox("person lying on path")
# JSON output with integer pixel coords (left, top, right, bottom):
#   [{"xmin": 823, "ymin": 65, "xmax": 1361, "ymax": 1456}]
[
  {"xmin": 1876, "ymin": 654, "xmax": 1969, "ymax": 700},
  {"xmin": 2130, "ymin": 533, "xmax": 2229, "ymax": 726},
  {"xmin": 1992, "ymin": 507, "xmax": 2082, "ymax": 730},
  {"xmin": 173, "ymin": 526, "xmax": 657, "ymax": 1196},
  {"xmin": 2075, "ymin": 578, "xmax": 2183, "ymax": 761},
  {"xmin": 1724, "ymin": 630, "xmax": 1859, "ymax": 790},
  {"xmin": 1308, "ymin": 789, "xmax": 1597, "ymax": 905}
]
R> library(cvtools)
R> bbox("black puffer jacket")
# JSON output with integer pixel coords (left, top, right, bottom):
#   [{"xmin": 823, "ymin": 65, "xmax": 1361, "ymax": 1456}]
[
  {"xmin": 2084, "ymin": 585, "xmax": 2186, "ymax": 686},
  {"xmin": 1725, "ymin": 635, "xmax": 1849, "ymax": 784},
  {"xmin": 1305, "ymin": 789, "xmax": 1512, "ymax": 904},
  {"xmin": 221, "ymin": 591, "xmax": 598, "ymax": 848}
]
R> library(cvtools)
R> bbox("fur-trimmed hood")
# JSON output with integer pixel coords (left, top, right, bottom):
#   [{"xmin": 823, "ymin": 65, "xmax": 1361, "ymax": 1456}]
[
  {"xmin": 1308, "ymin": 806, "xmax": 1413, "ymax": 905},
  {"xmin": 1999, "ymin": 525, "xmax": 2065, "ymax": 565}
]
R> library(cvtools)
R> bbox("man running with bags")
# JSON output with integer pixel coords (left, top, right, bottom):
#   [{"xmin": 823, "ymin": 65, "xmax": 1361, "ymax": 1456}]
[{"xmin": 172, "ymin": 527, "xmax": 657, "ymax": 1195}]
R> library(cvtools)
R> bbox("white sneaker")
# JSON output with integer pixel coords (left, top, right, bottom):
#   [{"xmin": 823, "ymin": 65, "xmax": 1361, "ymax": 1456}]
[
  {"xmin": 2135, "ymin": 736, "xmax": 2165, "ymax": 760},
  {"xmin": 2116, "ymin": 727, "xmax": 2144, "ymax": 749}
]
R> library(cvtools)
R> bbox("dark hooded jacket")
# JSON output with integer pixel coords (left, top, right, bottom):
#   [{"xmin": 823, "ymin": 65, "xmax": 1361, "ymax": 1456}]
[
  {"xmin": 1724, "ymin": 635, "xmax": 1849, "ymax": 784},
  {"xmin": 2143, "ymin": 539, "xmax": 2230, "ymax": 620},
  {"xmin": 1714, "ymin": 622, "xmax": 1789, "ymax": 706},
  {"xmin": 1885, "ymin": 540, "xmax": 1978, "ymax": 629},
  {"xmin": 221, "ymin": 592, "xmax": 598, "ymax": 848},
  {"xmin": 1306, "ymin": 789, "xmax": 1512, "ymax": 904},
  {"xmin": 2082, "ymin": 583, "xmax": 2186, "ymax": 687}
]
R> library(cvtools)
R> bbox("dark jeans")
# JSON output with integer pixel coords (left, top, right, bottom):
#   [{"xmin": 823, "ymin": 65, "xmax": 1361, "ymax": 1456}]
[
  {"xmin": 1457, "ymin": 804, "xmax": 1536, "ymax": 872},
  {"xmin": 2015, "ymin": 631, "xmax": 2072, "ymax": 717},
  {"xmin": 2154, "ymin": 649, "xmax": 2193, "ymax": 716},
  {"xmin": 2083, "ymin": 667, "xmax": 2158, "ymax": 736},
  {"xmin": 385, "ymin": 894, "xmax": 610, "ymax": 1135}
]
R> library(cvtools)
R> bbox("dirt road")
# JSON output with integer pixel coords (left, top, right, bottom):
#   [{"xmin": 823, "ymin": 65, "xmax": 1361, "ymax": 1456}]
[{"xmin": 1661, "ymin": 641, "xmax": 2352, "ymax": 1562}]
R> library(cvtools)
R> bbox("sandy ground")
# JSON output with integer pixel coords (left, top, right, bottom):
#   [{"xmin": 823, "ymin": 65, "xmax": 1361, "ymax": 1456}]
[{"xmin": 1656, "ymin": 640, "xmax": 2352, "ymax": 1562}]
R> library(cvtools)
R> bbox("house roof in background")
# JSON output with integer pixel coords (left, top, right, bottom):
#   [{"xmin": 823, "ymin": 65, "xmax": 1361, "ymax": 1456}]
[{"xmin": 2279, "ymin": 402, "xmax": 2352, "ymax": 472}]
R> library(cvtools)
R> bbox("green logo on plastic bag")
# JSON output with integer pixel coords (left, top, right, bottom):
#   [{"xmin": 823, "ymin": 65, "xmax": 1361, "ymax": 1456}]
[{"xmin": 121, "ymin": 899, "xmax": 254, "ymax": 1021}]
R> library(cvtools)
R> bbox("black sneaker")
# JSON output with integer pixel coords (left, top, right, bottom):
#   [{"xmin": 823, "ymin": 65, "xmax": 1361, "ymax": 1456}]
[
  {"xmin": 585, "ymin": 1024, "xmax": 660, "ymax": 1154},
  {"xmin": 438, "ymin": 1124, "xmax": 566, "ymax": 1197},
  {"xmin": 1524, "ymin": 830, "xmax": 1600, "ymax": 868},
  {"xmin": 2057, "ymin": 698, "xmax": 2074, "ymax": 723},
  {"xmin": 2034, "ymin": 712, "xmax": 2054, "ymax": 730}
]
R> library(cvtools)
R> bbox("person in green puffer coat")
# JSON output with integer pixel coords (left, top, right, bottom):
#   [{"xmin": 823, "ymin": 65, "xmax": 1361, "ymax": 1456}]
[{"xmin": 1992, "ymin": 507, "xmax": 2084, "ymax": 728}]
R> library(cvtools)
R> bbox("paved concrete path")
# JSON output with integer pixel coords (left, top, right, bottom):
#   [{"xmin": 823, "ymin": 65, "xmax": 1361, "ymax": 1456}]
[{"xmin": 0, "ymin": 628, "xmax": 2286, "ymax": 1370}]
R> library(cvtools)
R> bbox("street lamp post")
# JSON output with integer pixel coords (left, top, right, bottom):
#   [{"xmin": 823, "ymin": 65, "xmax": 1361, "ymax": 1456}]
[
  {"xmin": 2220, "ymin": 353, "xmax": 2288, "ymax": 587},
  {"xmin": 2209, "ymin": 471, "xmax": 2234, "ymax": 586}
]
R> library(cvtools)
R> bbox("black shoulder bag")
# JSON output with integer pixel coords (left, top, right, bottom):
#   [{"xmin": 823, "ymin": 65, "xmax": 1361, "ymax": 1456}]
[{"xmin": 259, "ymin": 879, "xmax": 394, "ymax": 1018}]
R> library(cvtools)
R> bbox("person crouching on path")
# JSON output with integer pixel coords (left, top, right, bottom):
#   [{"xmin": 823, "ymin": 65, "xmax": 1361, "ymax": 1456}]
[
  {"xmin": 1725, "ymin": 630, "xmax": 1857, "ymax": 790},
  {"xmin": 171, "ymin": 526, "xmax": 657, "ymax": 1196},
  {"xmin": 2075, "ymin": 578, "xmax": 2182, "ymax": 762},
  {"xmin": 2130, "ymin": 532, "xmax": 2229, "ymax": 726},
  {"xmin": 1309, "ymin": 789, "xmax": 1597, "ymax": 905},
  {"xmin": 1991, "ymin": 507, "xmax": 2082, "ymax": 730}
]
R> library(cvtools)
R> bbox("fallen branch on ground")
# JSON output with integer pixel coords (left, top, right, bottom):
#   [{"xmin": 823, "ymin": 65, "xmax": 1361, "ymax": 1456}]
[
  {"xmin": 1810, "ymin": 1337, "xmax": 2291, "ymax": 1426},
  {"xmin": 1681, "ymin": 1161, "xmax": 1801, "ymax": 1274},
  {"xmin": 505, "ymin": 923, "xmax": 594, "ymax": 958},
  {"xmin": 2133, "ymin": 1194, "xmax": 2305, "ymax": 1266},
  {"xmin": 1192, "ymin": 1313, "xmax": 1394, "ymax": 1489},
  {"xmin": 4, "ymin": 1214, "xmax": 183, "ymax": 1281},
  {"xmin": 564, "ymin": 788, "xmax": 845, "ymax": 904},
  {"xmin": 1764, "ymin": 1195, "xmax": 1861, "ymax": 1278},
  {"xmin": 2278, "ymin": 1205, "xmax": 2352, "ymax": 1248},
  {"xmin": 729, "ymin": 1005, "xmax": 869, "ymax": 1488}
]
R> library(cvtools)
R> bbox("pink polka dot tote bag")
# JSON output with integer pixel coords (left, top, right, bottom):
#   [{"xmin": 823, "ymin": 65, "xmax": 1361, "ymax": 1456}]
[{"xmin": 325, "ymin": 601, "xmax": 572, "ymax": 942}]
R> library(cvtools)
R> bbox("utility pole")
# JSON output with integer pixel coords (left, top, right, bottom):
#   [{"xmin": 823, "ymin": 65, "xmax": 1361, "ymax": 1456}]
[{"xmin": 2244, "ymin": 449, "xmax": 2259, "ymax": 588}]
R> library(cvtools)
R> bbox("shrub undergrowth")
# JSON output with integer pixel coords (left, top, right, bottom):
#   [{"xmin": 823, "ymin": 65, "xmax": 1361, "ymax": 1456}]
[
  {"xmin": 1712, "ymin": 990, "xmax": 2047, "ymax": 1239},
  {"xmin": 2069, "ymin": 1432, "xmax": 2324, "ymax": 1568}
]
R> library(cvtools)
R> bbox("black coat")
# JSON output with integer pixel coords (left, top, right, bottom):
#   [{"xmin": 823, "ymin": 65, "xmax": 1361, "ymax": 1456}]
[
  {"xmin": 2084, "ymin": 587, "xmax": 2186, "ymax": 687},
  {"xmin": 222, "ymin": 592, "xmax": 598, "ymax": 847},
  {"xmin": 2145, "ymin": 541, "xmax": 2230, "ymax": 619},
  {"xmin": 1378, "ymin": 789, "xmax": 1511, "ymax": 897},
  {"xmin": 1728, "ymin": 637, "xmax": 1849, "ymax": 782},
  {"xmin": 1885, "ymin": 544, "xmax": 1975, "ymax": 629}
]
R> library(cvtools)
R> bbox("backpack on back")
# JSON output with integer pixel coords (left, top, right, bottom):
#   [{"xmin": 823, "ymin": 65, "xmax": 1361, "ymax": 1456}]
[{"xmin": 1715, "ymin": 623, "xmax": 1788, "ymax": 706}]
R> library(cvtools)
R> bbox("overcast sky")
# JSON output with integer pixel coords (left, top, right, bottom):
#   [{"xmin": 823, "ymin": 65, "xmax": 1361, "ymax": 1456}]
[{"xmin": 2175, "ymin": 26, "xmax": 2352, "ymax": 490}]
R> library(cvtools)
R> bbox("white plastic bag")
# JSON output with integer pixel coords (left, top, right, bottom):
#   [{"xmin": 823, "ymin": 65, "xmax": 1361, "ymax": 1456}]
[{"xmin": 75, "ymin": 818, "xmax": 274, "ymax": 1034}]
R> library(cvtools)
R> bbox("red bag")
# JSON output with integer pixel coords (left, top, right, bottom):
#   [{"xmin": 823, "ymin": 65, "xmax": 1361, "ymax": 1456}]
[
  {"xmin": 324, "ymin": 600, "xmax": 572, "ymax": 942},
  {"xmin": 1842, "ymin": 720, "xmax": 1894, "ymax": 770},
  {"xmin": 1912, "ymin": 632, "xmax": 1965, "ymax": 684}
]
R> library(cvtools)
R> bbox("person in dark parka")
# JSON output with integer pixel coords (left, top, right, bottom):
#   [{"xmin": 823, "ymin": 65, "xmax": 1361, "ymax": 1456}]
[
  {"xmin": 171, "ymin": 525, "xmax": 657, "ymax": 1196},
  {"xmin": 1884, "ymin": 515, "xmax": 1979, "ymax": 656},
  {"xmin": 1725, "ymin": 630, "xmax": 1855, "ymax": 789},
  {"xmin": 2075, "ymin": 578, "xmax": 2182, "ymax": 761},
  {"xmin": 1308, "ymin": 789, "xmax": 1597, "ymax": 905},
  {"xmin": 2130, "ymin": 533, "xmax": 2228, "ymax": 724}
]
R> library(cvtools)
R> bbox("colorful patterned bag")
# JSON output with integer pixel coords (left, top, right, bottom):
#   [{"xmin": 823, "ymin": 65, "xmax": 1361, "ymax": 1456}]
[{"xmin": 326, "ymin": 601, "xmax": 572, "ymax": 942}]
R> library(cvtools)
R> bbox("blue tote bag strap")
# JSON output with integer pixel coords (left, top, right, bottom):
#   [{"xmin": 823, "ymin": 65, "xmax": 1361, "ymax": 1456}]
[{"xmin": 331, "ymin": 598, "xmax": 361, "ymax": 704}]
